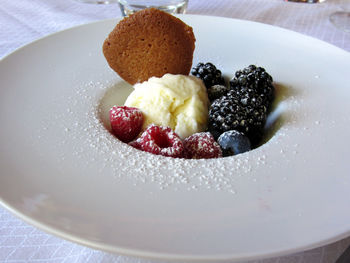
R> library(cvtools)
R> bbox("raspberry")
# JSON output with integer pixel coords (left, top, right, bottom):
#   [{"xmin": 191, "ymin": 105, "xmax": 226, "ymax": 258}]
[
  {"xmin": 128, "ymin": 140, "xmax": 142, "ymax": 150},
  {"xmin": 183, "ymin": 132, "xmax": 222, "ymax": 159},
  {"xmin": 135, "ymin": 125, "xmax": 184, "ymax": 158},
  {"xmin": 109, "ymin": 106, "xmax": 144, "ymax": 143}
]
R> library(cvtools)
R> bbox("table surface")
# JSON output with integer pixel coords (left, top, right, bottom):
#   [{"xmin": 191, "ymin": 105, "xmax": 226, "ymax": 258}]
[{"xmin": 1, "ymin": 0, "xmax": 350, "ymax": 262}]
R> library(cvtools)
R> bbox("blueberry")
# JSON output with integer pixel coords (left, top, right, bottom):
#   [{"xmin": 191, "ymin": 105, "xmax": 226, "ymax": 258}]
[{"xmin": 218, "ymin": 130, "xmax": 251, "ymax": 156}]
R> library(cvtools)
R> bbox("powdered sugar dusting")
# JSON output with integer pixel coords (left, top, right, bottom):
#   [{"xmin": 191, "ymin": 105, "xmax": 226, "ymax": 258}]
[{"xmin": 32, "ymin": 79, "xmax": 307, "ymax": 194}]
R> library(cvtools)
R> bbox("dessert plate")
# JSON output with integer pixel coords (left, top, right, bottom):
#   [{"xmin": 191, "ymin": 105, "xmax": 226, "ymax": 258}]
[{"xmin": 1, "ymin": 15, "xmax": 350, "ymax": 262}]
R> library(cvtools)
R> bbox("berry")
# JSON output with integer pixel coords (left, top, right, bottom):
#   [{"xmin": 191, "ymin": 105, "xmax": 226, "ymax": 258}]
[
  {"xmin": 208, "ymin": 89, "xmax": 267, "ymax": 145},
  {"xmin": 230, "ymin": 65, "xmax": 275, "ymax": 109},
  {"xmin": 218, "ymin": 130, "xmax": 251, "ymax": 156},
  {"xmin": 128, "ymin": 140, "xmax": 142, "ymax": 150},
  {"xmin": 207, "ymin": 84, "xmax": 230, "ymax": 102},
  {"xmin": 208, "ymin": 129, "xmax": 222, "ymax": 141},
  {"xmin": 191, "ymin": 62, "xmax": 225, "ymax": 89},
  {"xmin": 183, "ymin": 132, "xmax": 222, "ymax": 159},
  {"xmin": 109, "ymin": 106, "xmax": 144, "ymax": 143},
  {"xmin": 134, "ymin": 125, "xmax": 184, "ymax": 158}
]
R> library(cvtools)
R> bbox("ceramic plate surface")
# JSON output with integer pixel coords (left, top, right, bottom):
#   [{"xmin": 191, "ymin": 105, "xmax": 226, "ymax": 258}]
[{"xmin": 1, "ymin": 15, "xmax": 350, "ymax": 262}]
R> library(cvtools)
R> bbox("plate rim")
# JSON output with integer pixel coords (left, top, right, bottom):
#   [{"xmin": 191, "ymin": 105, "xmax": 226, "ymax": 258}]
[
  {"xmin": 1, "ymin": 14, "xmax": 350, "ymax": 262},
  {"xmin": 1, "ymin": 14, "xmax": 349, "ymax": 62}
]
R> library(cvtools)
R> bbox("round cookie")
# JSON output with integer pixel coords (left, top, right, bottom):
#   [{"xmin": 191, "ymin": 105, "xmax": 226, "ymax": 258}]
[{"xmin": 103, "ymin": 8, "xmax": 196, "ymax": 85}]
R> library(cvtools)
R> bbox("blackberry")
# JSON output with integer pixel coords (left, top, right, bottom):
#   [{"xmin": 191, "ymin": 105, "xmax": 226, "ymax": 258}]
[
  {"xmin": 207, "ymin": 84, "xmax": 230, "ymax": 102},
  {"xmin": 230, "ymin": 65, "xmax": 275, "ymax": 109},
  {"xmin": 208, "ymin": 89, "xmax": 267, "ymax": 145},
  {"xmin": 191, "ymin": 62, "xmax": 225, "ymax": 89}
]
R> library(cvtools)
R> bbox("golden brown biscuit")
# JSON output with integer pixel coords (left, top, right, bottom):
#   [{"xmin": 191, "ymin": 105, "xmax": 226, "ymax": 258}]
[{"xmin": 103, "ymin": 8, "xmax": 196, "ymax": 85}]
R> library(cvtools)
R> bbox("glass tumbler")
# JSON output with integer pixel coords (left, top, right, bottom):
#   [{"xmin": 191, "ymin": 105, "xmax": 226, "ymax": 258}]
[
  {"xmin": 118, "ymin": 0, "xmax": 188, "ymax": 16},
  {"xmin": 284, "ymin": 0, "xmax": 325, "ymax": 3},
  {"xmin": 329, "ymin": 2, "xmax": 350, "ymax": 33},
  {"xmin": 76, "ymin": 0, "xmax": 118, "ymax": 4}
]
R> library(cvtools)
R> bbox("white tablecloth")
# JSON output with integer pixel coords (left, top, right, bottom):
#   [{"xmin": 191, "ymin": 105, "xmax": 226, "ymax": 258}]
[{"xmin": 1, "ymin": 0, "xmax": 350, "ymax": 262}]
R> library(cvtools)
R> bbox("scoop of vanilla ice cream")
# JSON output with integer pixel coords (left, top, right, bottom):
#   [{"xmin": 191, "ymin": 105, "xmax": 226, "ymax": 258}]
[{"xmin": 124, "ymin": 74, "xmax": 209, "ymax": 139}]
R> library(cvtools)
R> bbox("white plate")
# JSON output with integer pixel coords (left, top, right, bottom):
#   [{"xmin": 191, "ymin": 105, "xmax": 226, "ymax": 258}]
[{"xmin": 1, "ymin": 15, "xmax": 350, "ymax": 262}]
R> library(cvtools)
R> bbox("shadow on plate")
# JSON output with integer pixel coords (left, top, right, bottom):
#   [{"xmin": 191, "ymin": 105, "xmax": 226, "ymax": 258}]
[
  {"xmin": 259, "ymin": 82, "xmax": 300, "ymax": 146},
  {"xmin": 97, "ymin": 80, "xmax": 134, "ymax": 131}
]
